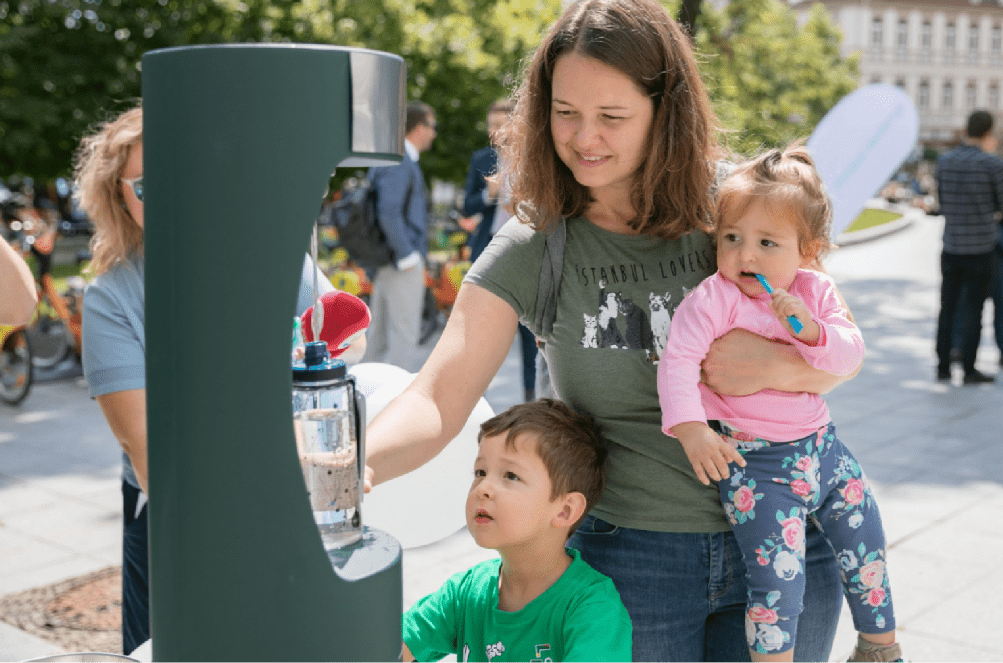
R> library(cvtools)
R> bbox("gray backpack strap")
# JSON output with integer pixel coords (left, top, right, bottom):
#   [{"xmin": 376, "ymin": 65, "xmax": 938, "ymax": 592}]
[
  {"xmin": 534, "ymin": 217, "xmax": 567, "ymax": 338},
  {"xmin": 713, "ymin": 159, "xmax": 736, "ymax": 195}
]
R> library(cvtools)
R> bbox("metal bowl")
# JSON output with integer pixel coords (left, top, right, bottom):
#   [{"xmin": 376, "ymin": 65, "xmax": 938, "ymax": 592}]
[{"xmin": 21, "ymin": 649, "xmax": 141, "ymax": 661}]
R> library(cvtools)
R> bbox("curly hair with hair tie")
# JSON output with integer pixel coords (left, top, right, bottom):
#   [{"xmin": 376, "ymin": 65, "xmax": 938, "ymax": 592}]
[{"xmin": 714, "ymin": 142, "xmax": 834, "ymax": 261}]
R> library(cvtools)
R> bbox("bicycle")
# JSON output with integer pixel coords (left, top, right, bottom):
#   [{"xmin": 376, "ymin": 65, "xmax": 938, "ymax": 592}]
[
  {"xmin": 0, "ymin": 323, "xmax": 33, "ymax": 405},
  {"xmin": 26, "ymin": 240, "xmax": 85, "ymax": 369},
  {"xmin": 8, "ymin": 207, "xmax": 85, "ymax": 369}
]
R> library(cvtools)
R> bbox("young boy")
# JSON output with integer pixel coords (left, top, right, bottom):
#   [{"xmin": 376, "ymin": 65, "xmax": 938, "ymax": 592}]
[{"xmin": 402, "ymin": 399, "xmax": 632, "ymax": 662}]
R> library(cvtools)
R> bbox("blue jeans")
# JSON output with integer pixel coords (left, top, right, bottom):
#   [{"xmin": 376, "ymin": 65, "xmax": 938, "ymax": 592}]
[
  {"xmin": 568, "ymin": 515, "xmax": 841, "ymax": 661},
  {"xmin": 122, "ymin": 481, "xmax": 150, "ymax": 655},
  {"xmin": 517, "ymin": 323, "xmax": 538, "ymax": 394}
]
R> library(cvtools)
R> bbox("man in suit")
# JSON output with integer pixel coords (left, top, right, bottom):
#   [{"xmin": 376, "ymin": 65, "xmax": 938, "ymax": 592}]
[
  {"xmin": 462, "ymin": 100, "xmax": 513, "ymax": 263},
  {"xmin": 362, "ymin": 100, "xmax": 437, "ymax": 371}
]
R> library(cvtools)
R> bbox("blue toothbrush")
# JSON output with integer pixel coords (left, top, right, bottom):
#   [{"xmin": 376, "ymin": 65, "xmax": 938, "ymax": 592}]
[{"xmin": 754, "ymin": 274, "xmax": 803, "ymax": 334}]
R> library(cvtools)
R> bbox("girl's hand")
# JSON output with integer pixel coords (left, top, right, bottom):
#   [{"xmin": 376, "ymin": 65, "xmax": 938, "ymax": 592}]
[
  {"xmin": 769, "ymin": 288, "xmax": 820, "ymax": 345},
  {"xmin": 671, "ymin": 422, "xmax": 746, "ymax": 486}
]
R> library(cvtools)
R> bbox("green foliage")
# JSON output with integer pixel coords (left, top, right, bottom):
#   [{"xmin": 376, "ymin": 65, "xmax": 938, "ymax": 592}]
[
  {"xmin": 0, "ymin": 0, "xmax": 558, "ymax": 187},
  {"xmin": 1, "ymin": 0, "xmax": 857, "ymax": 190},
  {"xmin": 692, "ymin": 0, "xmax": 859, "ymax": 157},
  {"xmin": 318, "ymin": 0, "xmax": 560, "ymax": 186},
  {"xmin": 0, "ymin": 0, "xmax": 243, "ymax": 178}
]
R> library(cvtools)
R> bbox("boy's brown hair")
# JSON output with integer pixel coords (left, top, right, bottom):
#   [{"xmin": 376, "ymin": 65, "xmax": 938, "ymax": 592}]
[
  {"xmin": 715, "ymin": 143, "xmax": 834, "ymax": 261},
  {"xmin": 477, "ymin": 398, "xmax": 607, "ymax": 535}
]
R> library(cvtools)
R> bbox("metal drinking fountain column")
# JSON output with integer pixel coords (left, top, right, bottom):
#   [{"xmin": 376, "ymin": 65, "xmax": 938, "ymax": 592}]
[{"xmin": 143, "ymin": 45, "xmax": 405, "ymax": 661}]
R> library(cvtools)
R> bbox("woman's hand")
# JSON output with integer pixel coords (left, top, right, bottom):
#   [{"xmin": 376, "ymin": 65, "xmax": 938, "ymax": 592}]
[
  {"xmin": 701, "ymin": 327, "xmax": 850, "ymax": 397},
  {"xmin": 701, "ymin": 329, "xmax": 782, "ymax": 396}
]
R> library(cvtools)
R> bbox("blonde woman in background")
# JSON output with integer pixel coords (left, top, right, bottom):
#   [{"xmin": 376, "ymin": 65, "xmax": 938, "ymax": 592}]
[
  {"xmin": 75, "ymin": 104, "xmax": 338, "ymax": 654},
  {"xmin": 74, "ymin": 104, "xmax": 150, "ymax": 655}
]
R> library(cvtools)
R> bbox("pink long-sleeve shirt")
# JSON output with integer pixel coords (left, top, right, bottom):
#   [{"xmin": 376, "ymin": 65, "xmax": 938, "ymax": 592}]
[{"xmin": 658, "ymin": 269, "xmax": 864, "ymax": 442}]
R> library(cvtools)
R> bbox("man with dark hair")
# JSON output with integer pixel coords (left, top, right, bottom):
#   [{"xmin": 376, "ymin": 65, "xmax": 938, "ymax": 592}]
[
  {"xmin": 935, "ymin": 109, "xmax": 1003, "ymax": 384},
  {"xmin": 362, "ymin": 100, "xmax": 437, "ymax": 371},
  {"xmin": 463, "ymin": 100, "xmax": 514, "ymax": 262}
]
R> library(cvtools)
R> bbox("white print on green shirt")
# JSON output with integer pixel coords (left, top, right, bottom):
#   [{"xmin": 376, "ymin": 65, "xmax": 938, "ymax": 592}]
[
  {"xmin": 485, "ymin": 641, "xmax": 505, "ymax": 661},
  {"xmin": 531, "ymin": 643, "xmax": 553, "ymax": 662}
]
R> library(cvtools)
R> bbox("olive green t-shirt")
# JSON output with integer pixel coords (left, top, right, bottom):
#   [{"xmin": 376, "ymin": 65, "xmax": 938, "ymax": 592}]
[{"xmin": 465, "ymin": 217, "xmax": 728, "ymax": 532}]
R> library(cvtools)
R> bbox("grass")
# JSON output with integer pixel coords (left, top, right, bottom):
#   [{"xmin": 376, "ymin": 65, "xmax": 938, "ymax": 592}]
[
  {"xmin": 22, "ymin": 255, "xmax": 88, "ymax": 293},
  {"xmin": 842, "ymin": 208, "xmax": 902, "ymax": 234}
]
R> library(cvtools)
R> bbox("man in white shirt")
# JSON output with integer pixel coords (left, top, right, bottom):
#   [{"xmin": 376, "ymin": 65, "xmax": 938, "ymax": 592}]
[{"xmin": 362, "ymin": 100, "xmax": 437, "ymax": 371}]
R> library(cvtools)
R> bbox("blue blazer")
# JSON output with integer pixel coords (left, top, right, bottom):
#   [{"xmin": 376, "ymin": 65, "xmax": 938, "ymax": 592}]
[
  {"xmin": 369, "ymin": 151, "xmax": 428, "ymax": 264},
  {"xmin": 462, "ymin": 146, "xmax": 499, "ymax": 262}
]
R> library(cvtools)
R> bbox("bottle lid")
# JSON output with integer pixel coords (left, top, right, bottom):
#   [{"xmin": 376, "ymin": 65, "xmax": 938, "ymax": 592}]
[
  {"xmin": 293, "ymin": 342, "xmax": 347, "ymax": 382},
  {"xmin": 304, "ymin": 341, "xmax": 327, "ymax": 367}
]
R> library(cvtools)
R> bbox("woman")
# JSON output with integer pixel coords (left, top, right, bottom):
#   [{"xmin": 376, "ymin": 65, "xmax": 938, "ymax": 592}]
[
  {"xmin": 365, "ymin": 0, "xmax": 850, "ymax": 659},
  {"xmin": 75, "ymin": 105, "xmax": 149, "ymax": 655},
  {"xmin": 75, "ymin": 104, "xmax": 343, "ymax": 654}
]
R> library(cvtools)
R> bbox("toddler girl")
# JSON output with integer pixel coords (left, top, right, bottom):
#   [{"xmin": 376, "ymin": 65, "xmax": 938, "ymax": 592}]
[{"xmin": 658, "ymin": 145, "xmax": 902, "ymax": 662}]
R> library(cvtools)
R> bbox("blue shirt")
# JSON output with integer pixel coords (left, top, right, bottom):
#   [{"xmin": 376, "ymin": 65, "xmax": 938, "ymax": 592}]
[
  {"xmin": 82, "ymin": 254, "xmax": 333, "ymax": 489},
  {"xmin": 82, "ymin": 256, "xmax": 146, "ymax": 488}
]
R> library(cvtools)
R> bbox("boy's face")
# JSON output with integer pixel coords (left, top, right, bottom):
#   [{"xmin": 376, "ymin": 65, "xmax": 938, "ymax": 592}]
[
  {"xmin": 467, "ymin": 432, "xmax": 568, "ymax": 551},
  {"xmin": 717, "ymin": 198, "xmax": 807, "ymax": 296}
]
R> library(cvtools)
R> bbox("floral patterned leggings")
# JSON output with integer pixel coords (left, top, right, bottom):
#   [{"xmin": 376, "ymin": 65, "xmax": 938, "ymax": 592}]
[{"xmin": 714, "ymin": 421, "xmax": 896, "ymax": 656}]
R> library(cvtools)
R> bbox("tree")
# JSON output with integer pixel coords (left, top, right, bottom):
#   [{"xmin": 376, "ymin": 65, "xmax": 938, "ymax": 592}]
[
  {"xmin": 307, "ymin": 0, "xmax": 560, "ymax": 187},
  {"xmin": 0, "ymin": 0, "xmax": 558, "ymax": 186},
  {"xmin": 1, "ymin": 0, "xmax": 857, "ymax": 186},
  {"xmin": 677, "ymin": 0, "xmax": 702, "ymax": 39},
  {"xmin": 689, "ymin": 0, "xmax": 860, "ymax": 155},
  {"xmin": 0, "ymin": 0, "xmax": 250, "ymax": 179}
]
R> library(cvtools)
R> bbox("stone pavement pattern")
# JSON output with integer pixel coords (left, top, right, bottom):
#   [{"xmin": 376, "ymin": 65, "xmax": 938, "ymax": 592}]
[{"xmin": 2, "ymin": 213, "xmax": 1002, "ymax": 661}]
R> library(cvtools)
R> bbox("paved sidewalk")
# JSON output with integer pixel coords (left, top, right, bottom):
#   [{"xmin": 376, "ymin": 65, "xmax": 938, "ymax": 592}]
[{"xmin": 2, "ymin": 212, "xmax": 1002, "ymax": 660}]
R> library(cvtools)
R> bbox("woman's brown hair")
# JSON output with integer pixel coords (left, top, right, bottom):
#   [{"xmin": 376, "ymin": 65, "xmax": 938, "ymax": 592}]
[
  {"xmin": 503, "ymin": 0, "xmax": 720, "ymax": 238},
  {"xmin": 73, "ymin": 104, "xmax": 143, "ymax": 276}
]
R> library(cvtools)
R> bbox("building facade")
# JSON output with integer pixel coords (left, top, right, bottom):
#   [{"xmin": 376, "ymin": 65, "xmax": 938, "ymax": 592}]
[{"xmin": 794, "ymin": 0, "xmax": 1003, "ymax": 147}]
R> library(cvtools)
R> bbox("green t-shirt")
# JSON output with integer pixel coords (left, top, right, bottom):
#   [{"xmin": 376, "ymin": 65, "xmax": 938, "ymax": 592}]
[
  {"xmin": 465, "ymin": 217, "xmax": 727, "ymax": 532},
  {"xmin": 403, "ymin": 548, "xmax": 631, "ymax": 662}
]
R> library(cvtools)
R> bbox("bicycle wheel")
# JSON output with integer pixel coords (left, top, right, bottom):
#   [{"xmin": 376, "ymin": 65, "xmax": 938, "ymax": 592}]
[
  {"xmin": 25, "ymin": 305, "xmax": 73, "ymax": 369},
  {"xmin": 0, "ymin": 328, "xmax": 33, "ymax": 405}
]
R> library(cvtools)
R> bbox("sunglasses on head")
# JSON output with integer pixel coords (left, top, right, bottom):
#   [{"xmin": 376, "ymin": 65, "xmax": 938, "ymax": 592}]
[{"xmin": 121, "ymin": 176, "xmax": 143, "ymax": 202}]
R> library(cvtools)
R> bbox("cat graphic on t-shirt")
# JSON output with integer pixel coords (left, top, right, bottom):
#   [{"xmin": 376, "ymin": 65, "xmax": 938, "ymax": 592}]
[{"xmin": 649, "ymin": 291, "xmax": 672, "ymax": 361}]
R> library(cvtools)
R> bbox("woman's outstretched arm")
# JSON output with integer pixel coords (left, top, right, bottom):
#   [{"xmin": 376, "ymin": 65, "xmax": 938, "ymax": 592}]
[{"xmin": 365, "ymin": 283, "xmax": 519, "ymax": 489}]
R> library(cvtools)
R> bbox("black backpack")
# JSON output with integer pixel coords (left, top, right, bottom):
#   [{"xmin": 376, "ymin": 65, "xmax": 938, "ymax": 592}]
[{"xmin": 331, "ymin": 173, "xmax": 414, "ymax": 270}]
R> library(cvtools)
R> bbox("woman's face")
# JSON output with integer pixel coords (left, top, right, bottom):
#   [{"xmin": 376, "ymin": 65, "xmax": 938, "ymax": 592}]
[
  {"xmin": 550, "ymin": 53, "xmax": 655, "ymax": 198},
  {"xmin": 121, "ymin": 142, "xmax": 143, "ymax": 229}
]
